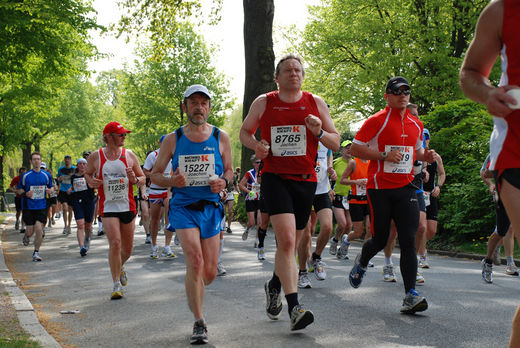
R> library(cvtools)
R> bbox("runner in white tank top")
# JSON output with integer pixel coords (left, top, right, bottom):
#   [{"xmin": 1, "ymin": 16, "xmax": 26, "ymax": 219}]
[{"xmin": 85, "ymin": 121, "xmax": 145, "ymax": 300}]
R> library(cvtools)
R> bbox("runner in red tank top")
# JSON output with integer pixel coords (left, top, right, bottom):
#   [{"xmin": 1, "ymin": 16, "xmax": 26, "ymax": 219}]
[
  {"xmin": 460, "ymin": 2, "xmax": 520, "ymax": 342},
  {"xmin": 240, "ymin": 54, "xmax": 340, "ymax": 331},
  {"xmin": 85, "ymin": 122, "xmax": 145, "ymax": 300}
]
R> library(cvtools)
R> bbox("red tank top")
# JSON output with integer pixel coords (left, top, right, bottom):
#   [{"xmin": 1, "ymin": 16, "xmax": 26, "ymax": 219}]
[
  {"xmin": 260, "ymin": 91, "xmax": 320, "ymax": 181},
  {"xmin": 491, "ymin": 0, "xmax": 520, "ymax": 171}
]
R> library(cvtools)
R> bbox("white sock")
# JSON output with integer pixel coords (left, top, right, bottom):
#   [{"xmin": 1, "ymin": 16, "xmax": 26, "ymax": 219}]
[
  {"xmin": 218, "ymin": 239, "xmax": 224, "ymax": 263},
  {"xmin": 385, "ymin": 257, "xmax": 392, "ymax": 265},
  {"xmin": 506, "ymin": 256, "xmax": 514, "ymax": 266}
]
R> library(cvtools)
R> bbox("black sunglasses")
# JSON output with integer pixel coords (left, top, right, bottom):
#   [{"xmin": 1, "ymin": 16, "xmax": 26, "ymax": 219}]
[{"xmin": 388, "ymin": 89, "xmax": 411, "ymax": 96}]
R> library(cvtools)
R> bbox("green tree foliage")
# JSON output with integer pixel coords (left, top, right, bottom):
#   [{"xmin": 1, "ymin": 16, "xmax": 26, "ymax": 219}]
[
  {"xmin": 118, "ymin": 24, "xmax": 233, "ymax": 160},
  {"xmin": 299, "ymin": 0, "xmax": 492, "ymax": 119},
  {"xmin": 116, "ymin": 0, "xmax": 222, "ymax": 59},
  {"xmin": 422, "ymin": 100, "xmax": 494, "ymax": 242}
]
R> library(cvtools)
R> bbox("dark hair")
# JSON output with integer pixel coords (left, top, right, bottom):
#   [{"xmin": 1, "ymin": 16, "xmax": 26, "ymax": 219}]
[
  {"xmin": 31, "ymin": 152, "xmax": 41, "ymax": 160},
  {"xmin": 275, "ymin": 53, "xmax": 305, "ymax": 78},
  {"xmin": 19, "ymin": 167, "xmax": 26, "ymax": 173}
]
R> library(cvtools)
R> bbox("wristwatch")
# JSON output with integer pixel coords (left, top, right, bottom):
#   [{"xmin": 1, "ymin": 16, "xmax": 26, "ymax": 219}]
[
  {"xmin": 134, "ymin": 177, "xmax": 140, "ymax": 185},
  {"xmin": 316, "ymin": 129, "xmax": 324, "ymax": 139},
  {"xmin": 381, "ymin": 152, "xmax": 388, "ymax": 160},
  {"xmin": 223, "ymin": 177, "xmax": 229, "ymax": 187}
]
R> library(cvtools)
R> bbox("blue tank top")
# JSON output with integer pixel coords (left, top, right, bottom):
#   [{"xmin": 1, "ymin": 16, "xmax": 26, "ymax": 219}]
[{"xmin": 171, "ymin": 126, "xmax": 223, "ymax": 206}]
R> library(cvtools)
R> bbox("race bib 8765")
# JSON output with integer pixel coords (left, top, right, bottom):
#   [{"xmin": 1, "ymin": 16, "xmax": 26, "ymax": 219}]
[{"xmin": 271, "ymin": 125, "xmax": 307, "ymax": 157}]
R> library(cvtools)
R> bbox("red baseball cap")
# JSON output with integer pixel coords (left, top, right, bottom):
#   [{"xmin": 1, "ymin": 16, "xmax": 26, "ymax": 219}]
[{"xmin": 103, "ymin": 121, "xmax": 131, "ymax": 135}]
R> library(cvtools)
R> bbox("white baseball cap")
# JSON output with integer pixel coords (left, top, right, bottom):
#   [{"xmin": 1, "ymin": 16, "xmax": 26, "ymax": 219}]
[{"xmin": 183, "ymin": 84, "xmax": 211, "ymax": 99}]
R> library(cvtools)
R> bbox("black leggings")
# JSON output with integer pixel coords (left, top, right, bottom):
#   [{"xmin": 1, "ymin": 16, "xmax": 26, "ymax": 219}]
[{"xmin": 360, "ymin": 185, "xmax": 419, "ymax": 293}]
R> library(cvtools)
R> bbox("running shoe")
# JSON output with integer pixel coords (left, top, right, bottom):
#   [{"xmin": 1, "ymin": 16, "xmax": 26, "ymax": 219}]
[
  {"xmin": 20, "ymin": 228, "xmax": 26, "ymax": 234},
  {"xmin": 419, "ymin": 256, "xmax": 430, "ymax": 269},
  {"xmin": 62, "ymin": 227, "xmax": 68, "ymax": 235},
  {"xmin": 400, "ymin": 289, "xmax": 428, "ymax": 314},
  {"xmin": 254, "ymin": 238, "xmax": 259, "ymax": 249},
  {"xmin": 80, "ymin": 247, "xmax": 87, "ymax": 257},
  {"xmin": 42, "ymin": 227, "xmax": 45, "ymax": 239},
  {"xmin": 481, "ymin": 259, "xmax": 493, "ymax": 283},
  {"xmin": 416, "ymin": 272, "xmax": 425, "ymax": 284},
  {"xmin": 22, "ymin": 234, "xmax": 29, "ymax": 246},
  {"xmin": 383, "ymin": 264, "xmax": 397, "ymax": 282},
  {"xmin": 290, "ymin": 304, "xmax": 314, "ymax": 331},
  {"xmin": 329, "ymin": 238, "xmax": 338, "ymax": 255},
  {"xmin": 32, "ymin": 251, "xmax": 42, "ymax": 262},
  {"xmin": 174, "ymin": 234, "xmax": 180, "ymax": 246},
  {"xmin": 298, "ymin": 272, "xmax": 312, "ymax": 289},
  {"xmin": 505, "ymin": 264, "xmax": 519, "ymax": 276},
  {"xmin": 242, "ymin": 227, "xmax": 249, "ymax": 241},
  {"xmin": 15, "ymin": 220, "xmax": 19, "ymax": 230},
  {"xmin": 150, "ymin": 245, "xmax": 159, "ymax": 259},
  {"xmin": 161, "ymin": 245, "xmax": 176, "ymax": 258},
  {"xmin": 145, "ymin": 234, "xmax": 151, "ymax": 244},
  {"xmin": 349, "ymin": 254, "xmax": 366, "ymax": 288},
  {"xmin": 312, "ymin": 259, "xmax": 326, "ymax": 281},
  {"xmin": 264, "ymin": 280, "xmax": 283, "ymax": 320},
  {"xmin": 97, "ymin": 222, "xmax": 104, "ymax": 236},
  {"xmin": 226, "ymin": 226, "xmax": 232, "ymax": 234},
  {"xmin": 257, "ymin": 247, "xmax": 266, "ymax": 260},
  {"xmin": 120, "ymin": 269, "xmax": 128, "ymax": 286},
  {"xmin": 217, "ymin": 262, "xmax": 227, "ymax": 276},
  {"xmin": 111, "ymin": 283, "xmax": 123, "ymax": 300},
  {"xmin": 84, "ymin": 238, "xmax": 90, "ymax": 251},
  {"xmin": 492, "ymin": 246, "xmax": 501, "ymax": 266},
  {"xmin": 190, "ymin": 319, "xmax": 208, "ymax": 345},
  {"xmin": 368, "ymin": 261, "xmax": 374, "ymax": 268},
  {"xmin": 336, "ymin": 245, "xmax": 349, "ymax": 260}
]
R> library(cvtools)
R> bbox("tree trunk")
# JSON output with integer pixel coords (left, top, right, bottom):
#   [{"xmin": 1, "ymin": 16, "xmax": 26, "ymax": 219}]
[
  {"xmin": 241, "ymin": 0, "xmax": 277, "ymax": 173},
  {"xmin": 22, "ymin": 142, "xmax": 32, "ymax": 170}
]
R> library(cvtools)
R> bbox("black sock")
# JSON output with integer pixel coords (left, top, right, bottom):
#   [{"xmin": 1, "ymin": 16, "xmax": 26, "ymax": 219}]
[
  {"xmin": 269, "ymin": 272, "xmax": 281, "ymax": 292},
  {"xmin": 485, "ymin": 258, "xmax": 493, "ymax": 265},
  {"xmin": 299, "ymin": 269, "xmax": 307, "ymax": 274},
  {"xmin": 33, "ymin": 250, "xmax": 38, "ymax": 254},
  {"xmin": 312, "ymin": 252, "xmax": 321, "ymax": 261},
  {"xmin": 333, "ymin": 238, "xmax": 338, "ymax": 243},
  {"xmin": 285, "ymin": 293, "xmax": 299, "ymax": 314},
  {"xmin": 258, "ymin": 228, "xmax": 267, "ymax": 248}
]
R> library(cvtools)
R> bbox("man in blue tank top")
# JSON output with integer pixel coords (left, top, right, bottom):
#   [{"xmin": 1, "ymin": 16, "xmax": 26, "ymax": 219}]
[
  {"xmin": 17, "ymin": 152, "xmax": 54, "ymax": 261},
  {"xmin": 151, "ymin": 84, "xmax": 233, "ymax": 345}
]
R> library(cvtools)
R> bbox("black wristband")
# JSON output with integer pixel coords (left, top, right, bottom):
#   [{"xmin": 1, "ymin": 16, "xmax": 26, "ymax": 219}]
[
  {"xmin": 316, "ymin": 129, "xmax": 324, "ymax": 139},
  {"xmin": 223, "ymin": 177, "xmax": 229, "ymax": 187}
]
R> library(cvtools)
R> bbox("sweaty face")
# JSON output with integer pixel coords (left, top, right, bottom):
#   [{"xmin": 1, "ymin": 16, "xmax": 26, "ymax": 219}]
[
  {"xmin": 275, "ymin": 59, "xmax": 304, "ymax": 91},
  {"xmin": 184, "ymin": 94, "xmax": 211, "ymax": 126}
]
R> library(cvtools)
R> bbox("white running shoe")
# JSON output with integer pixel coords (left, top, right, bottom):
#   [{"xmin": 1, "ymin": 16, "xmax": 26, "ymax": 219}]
[
  {"xmin": 312, "ymin": 259, "xmax": 326, "ymax": 281},
  {"xmin": 329, "ymin": 238, "xmax": 338, "ymax": 255},
  {"xmin": 383, "ymin": 264, "xmax": 397, "ymax": 282},
  {"xmin": 481, "ymin": 259, "xmax": 493, "ymax": 283},
  {"xmin": 161, "ymin": 245, "xmax": 175, "ymax": 258},
  {"xmin": 174, "ymin": 234, "xmax": 180, "ymax": 246},
  {"xmin": 217, "ymin": 262, "xmax": 227, "ymax": 276},
  {"xmin": 150, "ymin": 245, "xmax": 159, "ymax": 259},
  {"xmin": 257, "ymin": 247, "xmax": 266, "ymax": 260},
  {"xmin": 242, "ymin": 227, "xmax": 249, "ymax": 241},
  {"xmin": 505, "ymin": 264, "xmax": 519, "ymax": 276},
  {"xmin": 298, "ymin": 271, "xmax": 312, "ymax": 288},
  {"xmin": 419, "ymin": 256, "xmax": 430, "ymax": 269},
  {"xmin": 32, "ymin": 251, "xmax": 42, "ymax": 262},
  {"xmin": 416, "ymin": 272, "xmax": 425, "ymax": 284}
]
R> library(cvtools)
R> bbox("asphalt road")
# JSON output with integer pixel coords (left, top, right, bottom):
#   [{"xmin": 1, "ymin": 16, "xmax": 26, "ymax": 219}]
[{"xmin": 2, "ymin": 216, "xmax": 518, "ymax": 347}]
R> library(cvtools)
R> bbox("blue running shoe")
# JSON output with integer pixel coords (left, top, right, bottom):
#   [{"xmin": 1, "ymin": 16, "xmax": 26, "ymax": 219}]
[{"xmin": 349, "ymin": 254, "xmax": 366, "ymax": 288}]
